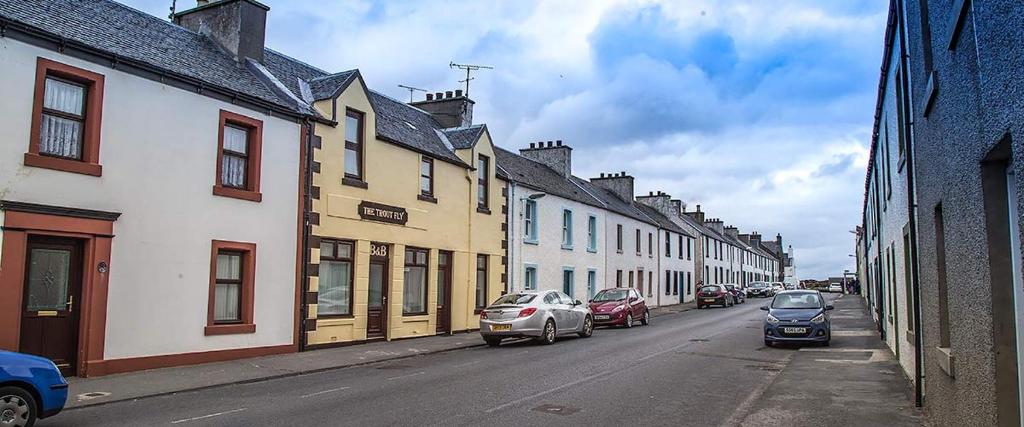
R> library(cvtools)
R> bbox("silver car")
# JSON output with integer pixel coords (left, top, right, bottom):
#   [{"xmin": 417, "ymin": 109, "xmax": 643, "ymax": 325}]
[{"xmin": 479, "ymin": 290, "xmax": 594, "ymax": 346}]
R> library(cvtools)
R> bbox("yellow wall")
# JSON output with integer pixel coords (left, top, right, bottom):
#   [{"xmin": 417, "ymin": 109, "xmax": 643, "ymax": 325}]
[{"xmin": 305, "ymin": 78, "xmax": 505, "ymax": 347}]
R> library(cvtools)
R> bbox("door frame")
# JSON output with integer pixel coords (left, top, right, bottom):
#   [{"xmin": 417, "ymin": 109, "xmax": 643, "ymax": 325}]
[
  {"xmin": 436, "ymin": 250, "xmax": 453, "ymax": 334},
  {"xmin": 366, "ymin": 242, "xmax": 389, "ymax": 339},
  {"xmin": 0, "ymin": 201, "xmax": 119, "ymax": 377},
  {"xmin": 20, "ymin": 236, "xmax": 85, "ymax": 375}
]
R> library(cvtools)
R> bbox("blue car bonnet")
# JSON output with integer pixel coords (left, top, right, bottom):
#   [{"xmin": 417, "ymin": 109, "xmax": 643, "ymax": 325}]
[{"xmin": 768, "ymin": 308, "xmax": 823, "ymax": 321}]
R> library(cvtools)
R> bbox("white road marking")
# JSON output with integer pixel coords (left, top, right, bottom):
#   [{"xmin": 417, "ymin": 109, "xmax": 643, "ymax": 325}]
[
  {"xmin": 452, "ymin": 361, "xmax": 480, "ymax": 368},
  {"xmin": 300, "ymin": 386, "xmax": 350, "ymax": 398},
  {"xmin": 170, "ymin": 408, "xmax": 247, "ymax": 424},
  {"xmin": 386, "ymin": 371, "xmax": 425, "ymax": 381},
  {"xmin": 485, "ymin": 370, "xmax": 612, "ymax": 414}
]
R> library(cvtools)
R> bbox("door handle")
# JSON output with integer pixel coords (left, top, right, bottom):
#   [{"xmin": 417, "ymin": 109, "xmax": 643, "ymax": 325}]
[{"xmin": 66, "ymin": 295, "xmax": 73, "ymax": 313}]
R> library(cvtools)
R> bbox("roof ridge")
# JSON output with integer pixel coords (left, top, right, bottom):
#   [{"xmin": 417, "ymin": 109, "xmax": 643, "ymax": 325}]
[
  {"xmin": 309, "ymin": 69, "xmax": 359, "ymax": 82},
  {"xmin": 264, "ymin": 47, "xmax": 331, "ymax": 76}
]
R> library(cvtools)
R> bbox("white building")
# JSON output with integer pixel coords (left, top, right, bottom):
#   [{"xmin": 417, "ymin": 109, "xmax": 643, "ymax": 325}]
[
  {"xmin": 0, "ymin": 0, "xmax": 309, "ymax": 376},
  {"xmin": 636, "ymin": 192, "xmax": 699, "ymax": 303}
]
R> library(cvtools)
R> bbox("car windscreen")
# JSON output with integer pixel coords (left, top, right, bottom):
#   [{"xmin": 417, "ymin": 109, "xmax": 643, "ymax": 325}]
[
  {"xmin": 592, "ymin": 289, "xmax": 628, "ymax": 302},
  {"xmin": 700, "ymin": 285, "xmax": 722, "ymax": 293},
  {"xmin": 492, "ymin": 294, "xmax": 536, "ymax": 305},
  {"xmin": 750, "ymin": 283, "xmax": 767, "ymax": 288},
  {"xmin": 771, "ymin": 293, "xmax": 822, "ymax": 309}
]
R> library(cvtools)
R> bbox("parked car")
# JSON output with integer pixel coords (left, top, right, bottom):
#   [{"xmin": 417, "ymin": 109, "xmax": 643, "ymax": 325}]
[
  {"xmin": 479, "ymin": 290, "xmax": 593, "ymax": 346},
  {"xmin": 588, "ymin": 287, "xmax": 650, "ymax": 328},
  {"xmin": 0, "ymin": 350, "xmax": 68, "ymax": 427},
  {"xmin": 696, "ymin": 285, "xmax": 735, "ymax": 308},
  {"xmin": 746, "ymin": 282, "xmax": 773, "ymax": 298},
  {"xmin": 783, "ymin": 282, "xmax": 797, "ymax": 290},
  {"xmin": 771, "ymin": 283, "xmax": 785, "ymax": 294},
  {"xmin": 827, "ymin": 283, "xmax": 843, "ymax": 293},
  {"xmin": 724, "ymin": 284, "xmax": 746, "ymax": 304},
  {"xmin": 761, "ymin": 290, "xmax": 834, "ymax": 347}
]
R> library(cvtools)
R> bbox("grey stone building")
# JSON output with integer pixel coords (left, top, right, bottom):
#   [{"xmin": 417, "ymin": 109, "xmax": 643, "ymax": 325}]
[{"xmin": 857, "ymin": 1, "xmax": 1024, "ymax": 425}]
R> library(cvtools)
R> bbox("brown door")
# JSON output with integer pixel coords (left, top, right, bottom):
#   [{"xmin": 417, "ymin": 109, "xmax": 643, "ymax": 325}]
[
  {"xmin": 366, "ymin": 244, "xmax": 389, "ymax": 339},
  {"xmin": 436, "ymin": 251, "xmax": 452, "ymax": 334},
  {"xmin": 20, "ymin": 237, "xmax": 83, "ymax": 376}
]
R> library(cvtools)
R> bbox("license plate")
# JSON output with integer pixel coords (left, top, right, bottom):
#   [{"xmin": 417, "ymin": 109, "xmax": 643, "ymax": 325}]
[
  {"xmin": 704, "ymin": 298, "xmax": 715, "ymax": 302},
  {"xmin": 783, "ymin": 327, "xmax": 806, "ymax": 334},
  {"xmin": 491, "ymin": 324, "xmax": 511, "ymax": 331},
  {"xmin": 595, "ymin": 315, "xmax": 610, "ymax": 320}
]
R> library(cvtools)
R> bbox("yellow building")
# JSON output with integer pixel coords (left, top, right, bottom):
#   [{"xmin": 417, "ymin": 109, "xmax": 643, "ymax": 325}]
[{"xmin": 302, "ymin": 73, "xmax": 506, "ymax": 347}]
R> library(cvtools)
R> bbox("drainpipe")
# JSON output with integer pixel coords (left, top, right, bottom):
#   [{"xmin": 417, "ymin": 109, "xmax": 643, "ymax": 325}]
[
  {"xmin": 299, "ymin": 119, "xmax": 314, "ymax": 351},
  {"xmin": 508, "ymin": 182, "xmax": 516, "ymax": 293}
]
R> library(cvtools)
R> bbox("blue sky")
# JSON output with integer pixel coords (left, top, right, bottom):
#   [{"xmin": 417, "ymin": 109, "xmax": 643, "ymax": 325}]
[{"xmin": 125, "ymin": 0, "xmax": 887, "ymax": 279}]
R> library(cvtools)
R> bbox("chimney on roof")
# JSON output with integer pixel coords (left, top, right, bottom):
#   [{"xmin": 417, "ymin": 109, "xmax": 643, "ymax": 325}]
[
  {"xmin": 174, "ymin": 0, "xmax": 269, "ymax": 64},
  {"xmin": 591, "ymin": 171, "xmax": 635, "ymax": 202},
  {"xmin": 685, "ymin": 204, "xmax": 705, "ymax": 223},
  {"xmin": 410, "ymin": 89, "xmax": 474, "ymax": 128},
  {"xmin": 670, "ymin": 199, "xmax": 686, "ymax": 216},
  {"xmin": 724, "ymin": 226, "xmax": 740, "ymax": 240},
  {"xmin": 776, "ymin": 233, "xmax": 783, "ymax": 249},
  {"xmin": 636, "ymin": 191, "xmax": 675, "ymax": 218},
  {"xmin": 750, "ymin": 232, "xmax": 762, "ymax": 247},
  {"xmin": 520, "ymin": 140, "xmax": 573, "ymax": 178}
]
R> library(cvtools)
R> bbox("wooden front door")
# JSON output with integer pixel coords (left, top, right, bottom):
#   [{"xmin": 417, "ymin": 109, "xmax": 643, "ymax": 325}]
[
  {"xmin": 436, "ymin": 251, "xmax": 452, "ymax": 334},
  {"xmin": 366, "ymin": 243, "xmax": 389, "ymax": 339},
  {"xmin": 19, "ymin": 237, "xmax": 83, "ymax": 376}
]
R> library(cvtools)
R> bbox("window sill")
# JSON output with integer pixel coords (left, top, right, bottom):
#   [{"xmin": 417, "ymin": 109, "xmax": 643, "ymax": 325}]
[
  {"xmin": 417, "ymin": 194, "xmax": 437, "ymax": 203},
  {"xmin": 213, "ymin": 185, "xmax": 262, "ymax": 202},
  {"xmin": 342, "ymin": 177, "xmax": 368, "ymax": 189},
  {"xmin": 587, "ymin": 248, "xmax": 598, "ymax": 254},
  {"xmin": 24, "ymin": 153, "xmax": 102, "ymax": 177},
  {"xmin": 204, "ymin": 323, "xmax": 256, "ymax": 336},
  {"xmin": 402, "ymin": 312, "xmax": 429, "ymax": 317},
  {"xmin": 934, "ymin": 346, "xmax": 955, "ymax": 378},
  {"xmin": 561, "ymin": 245, "xmax": 574, "ymax": 251},
  {"xmin": 616, "ymin": 249, "xmax": 623, "ymax": 254},
  {"xmin": 476, "ymin": 206, "xmax": 491, "ymax": 215},
  {"xmin": 318, "ymin": 314, "xmax": 355, "ymax": 320},
  {"xmin": 524, "ymin": 239, "xmax": 539, "ymax": 246}
]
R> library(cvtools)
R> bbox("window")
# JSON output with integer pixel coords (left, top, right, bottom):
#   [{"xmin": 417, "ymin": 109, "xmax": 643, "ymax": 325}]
[
  {"xmin": 616, "ymin": 224, "xmax": 623, "ymax": 253},
  {"xmin": 563, "ymin": 268, "xmax": 575, "ymax": 297},
  {"xmin": 678, "ymin": 235, "xmax": 684, "ymax": 259},
  {"xmin": 206, "ymin": 240, "xmax": 256, "ymax": 335},
  {"xmin": 475, "ymin": 254, "xmax": 488, "ymax": 311},
  {"xmin": 319, "ymin": 240, "xmax": 354, "ymax": 317},
  {"xmin": 687, "ymin": 238, "xmax": 692, "ymax": 260},
  {"xmin": 665, "ymin": 232, "xmax": 671, "ymax": 257},
  {"xmin": 616, "ymin": 270, "xmax": 623, "ymax": 287},
  {"xmin": 524, "ymin": 265, "xmax": 537, "ymax": 290},
  {"xmin": 343, "ymin": 109, "xmax": 365, "ymax": 184},
  {"xmin": 562, "ymin": 209, "xmax": 573, "ymax": 249},
  {"xmin": 477, "ymin": 155, "xmax": 490, "ymax": 211},
  {"xmin": 648, "ymin": 271, "xmax": 653, "ymax": 297},
  {"xmin": 587, "ymin": 215, "xmax": 598, "ymax": 252},
  {"xmin": 403, "ymin": 248, "xmax": 429, "ymax": 315},
  {"xmin": 648, "ymin": 232, "xmax": 653, "ymax": 256},
  {"xmin": 214, "ymin": 110, "xmax": 264, "ymax": 202},
  {"xmin": 636, "ymin": 229, "xmax": 641, "ymax": 254},
  {"xmin": 419, "ymin": 157, "xmax": 434, "ymax": 200},
  {"xmin": 687, "ymin": 272, "xmax": 692, "ymax": 295},
  {"xmin": 628, "ymin": 271, "xmax": 634, "ymax": 287},
  {"xmin": 673, "ymin": 272, "xmax": 679, "ymax": 295},
  {"xmin": 524, "ymin": 200, "xmax": 538, "ymax": 243},
  {"xmin": 638, "ymin": 270, "xmax": 644, "ymax": 291},
  {"xmin": 587, "ymin": 270, "xmax": 597, "ymax": 300},
  {"xmin": 665, "ymin": 271, "xmax": 671, "ymax": 295},
  {"xmin": 26, "ymin": 58, "xmax": 105, "ymax": 176}
]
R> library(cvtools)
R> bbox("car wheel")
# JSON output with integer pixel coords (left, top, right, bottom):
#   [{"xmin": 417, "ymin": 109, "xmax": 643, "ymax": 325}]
[
  {"xmin": 484, "ymin": 337, "xmax": 502, "ymax": 347},
  {"xmin": 578, "ymin": 316, "xmax": 594, "ymax": 338},
  {"xmin": 625, "ymin": 313, "xmax": 634, "ymax": 328},
  {"xmin": 538, "ymin": 319, "xmax": 556, "ymax": 345},
  {"xmin": 641, "ymin": 310, "xmax": 650, "ymax": 326},
  {"xmin": 0, "ymin": 386, "xmax": 37, "ymax": 427}
]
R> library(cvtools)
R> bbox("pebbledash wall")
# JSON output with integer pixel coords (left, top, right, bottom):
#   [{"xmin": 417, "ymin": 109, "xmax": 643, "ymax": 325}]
[{"xmin": 0, "ymin": 38, "xmax": 301, "ymax": 376}]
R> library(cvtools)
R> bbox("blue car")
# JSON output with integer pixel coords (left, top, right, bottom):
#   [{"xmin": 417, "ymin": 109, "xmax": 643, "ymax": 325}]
[
  {"xmin": 761, "ymin": 290, "xmax": 834, "ymax": 347},
  {"xmin": 0, "ymin": 351, "xmax": 68, "ymax": 426}
]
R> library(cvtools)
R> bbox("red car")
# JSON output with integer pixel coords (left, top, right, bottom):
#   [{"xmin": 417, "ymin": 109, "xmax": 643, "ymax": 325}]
[
  {"xmin": 588, "ymin": 288, "xmax": 650, "ymax": 328},
  {"xmin": 696, "ymin": 284, "xmax": 735, "ymax": 308}
]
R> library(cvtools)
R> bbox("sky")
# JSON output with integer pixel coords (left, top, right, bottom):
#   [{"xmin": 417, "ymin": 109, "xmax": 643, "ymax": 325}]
[{"xmin": 126, "ymin": 0, "xmax": 887, "ymax": 279}]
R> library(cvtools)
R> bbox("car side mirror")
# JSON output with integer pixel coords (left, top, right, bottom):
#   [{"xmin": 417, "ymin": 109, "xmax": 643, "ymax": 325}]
[
  {"xmin": 759, "ymin": 305, "xmax": 769, "ymax": 311},
  {"xmin": 574, "ymin": 300, "xmax": 583, "ymax": 306},
  {"xmin": 825, "ymin": 305, "xmax": 835, "ymax": 311}
]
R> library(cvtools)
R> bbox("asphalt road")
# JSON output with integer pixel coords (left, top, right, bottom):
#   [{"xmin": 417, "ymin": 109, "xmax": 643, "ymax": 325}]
[{"xmin": 43, "ymin": 296, "xmax": 833, "ymax": 426}]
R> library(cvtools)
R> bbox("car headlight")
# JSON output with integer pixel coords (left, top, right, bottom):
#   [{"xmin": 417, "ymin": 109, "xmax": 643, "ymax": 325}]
[
  {"xmin": 766, "ymin": 314, "xmax": 780, "ymax": 324},
  {"xmin": 811, "ymin": 313, "xmax": 826, "ymax": 324},
  {"xmin": 612, "ymin": 305, "xmax": 625, "ymax": 313}
]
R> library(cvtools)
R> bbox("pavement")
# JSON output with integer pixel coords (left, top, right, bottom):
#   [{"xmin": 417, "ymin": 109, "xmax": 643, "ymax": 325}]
[{"xmin": 42, "ymin": 294, "xmax": 924, "ymax": 426}]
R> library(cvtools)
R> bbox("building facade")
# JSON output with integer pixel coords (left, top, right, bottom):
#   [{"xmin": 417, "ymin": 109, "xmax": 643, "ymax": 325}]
[{"xmin": 636, "ymin": 192, "xmax": 699, "ymax": 303}]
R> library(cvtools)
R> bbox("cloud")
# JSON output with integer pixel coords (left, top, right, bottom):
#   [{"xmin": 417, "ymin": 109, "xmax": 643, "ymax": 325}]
[{"xmin": 120, "ymin": 0, "xmax": 887, "ymax": 278}]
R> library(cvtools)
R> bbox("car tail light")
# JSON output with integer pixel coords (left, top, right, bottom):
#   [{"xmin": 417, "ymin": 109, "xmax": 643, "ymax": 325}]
[
  {"xmin": 517, "ymin": 307, "xmax": 537, "ymax": 318},
  {"xmin": 480, "ymin": 311, "xmax": 488, "ymax": 319}
]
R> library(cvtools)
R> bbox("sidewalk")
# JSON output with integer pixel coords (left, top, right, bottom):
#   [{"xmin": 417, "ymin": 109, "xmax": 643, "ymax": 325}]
[
  {"xmin": 66, "ymin": 333, "xmax": 484, "ymax": 409},
  {"xmin": 651, "ymin": 300, "xmax": 698, "ymax": 317},
  {"xmin": 735, "ymin": 294, "xmax": 927, "ymax": 426}
]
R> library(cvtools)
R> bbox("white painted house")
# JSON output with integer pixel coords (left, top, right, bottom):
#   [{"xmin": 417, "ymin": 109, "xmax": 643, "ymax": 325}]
[
  {"xmin": 0, "ymin": 0, "xmax": 311, "ymax": 376},
  {"xmin": 636, "ymin": 192, "xmax": 697, "ymax": 304}
]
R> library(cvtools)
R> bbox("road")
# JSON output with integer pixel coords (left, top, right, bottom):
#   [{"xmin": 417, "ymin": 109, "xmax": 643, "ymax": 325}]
[{"xmin": 44, "ymin": 295, "xmax": 836, "ymax": 426}]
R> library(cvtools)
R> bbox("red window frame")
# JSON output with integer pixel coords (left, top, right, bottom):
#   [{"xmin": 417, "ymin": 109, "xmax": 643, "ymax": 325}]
[
  {"xmin": 213, "ymin": 110, "xmax": 263, "ymax": 202},
  {"xmin": 26, "ymin": 57, "xmax": 105, "ymax": 177},
  {"xmin": 205, "ymin": 240, "xmax": 257, "ymax": 335}
]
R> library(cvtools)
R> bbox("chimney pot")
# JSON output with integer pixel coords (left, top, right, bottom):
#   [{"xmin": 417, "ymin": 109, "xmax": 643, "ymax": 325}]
[
  {"xmin": 529, "ymin": 142, "xmax": 535, "ymax": 149},
  {"xmin": 426, "ymin": 93, "xmax": 434, "ymax": 101},
  {"xmin": 455, "ymin": 89, "xmax": 463, "ymax": 97},
  {"xmin": 649, "ymin": 191, "xmax": 654, "ymax": 196},
  {"xmin": 697, "ymin": 204, "xmax": 702, "ymax": 212},
  {"xmin": 175, "ymin": 0, "xmax": 269, "ymax": 63},
  {"xmin": 445, "ymin": 91, "xmax": 454, "ymax": 98},
  {"xmin": 600, "ymin": 173, "xmax": 606, "ymax": 178},
  {"xmin": 435, "ymin": 92, "xmax": 443, "ymax": 99},
  {"xmin": 620, "ymin": 171, "xmax": 626, "ymax": 176},
  {"xmin": 556, "ymin": 140, "xmax": 563, "ymax": 146}
]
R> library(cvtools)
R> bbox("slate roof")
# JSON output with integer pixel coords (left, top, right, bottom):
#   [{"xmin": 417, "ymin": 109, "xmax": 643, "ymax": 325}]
[
  {"xmin": 636, "ymin": 204, "xmax": 691, "ymax": 237},
  {"xmin": 444, "ymin": 125, "xmax": 487, "ymax": 150},
  {"xmin": 0, "ymin": 0, "xmax": 478, "ymax": 168},
  {"xmin": 493, "ymin": 147, "xmax": 602, "ymax": 208},
  {"xmin": 568, "ymin": 177, "xmax": 657, "ymax": 226},
  {"xmin": 0, "ymin": 0, "xmax": 300, "ymax": 112}
]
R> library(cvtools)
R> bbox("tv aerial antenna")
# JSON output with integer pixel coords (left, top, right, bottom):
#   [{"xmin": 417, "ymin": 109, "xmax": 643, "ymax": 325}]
[
  {"xmin": 449, "ymin": 62, "xmax": 493, "ymax": 97},
  {"xmin": 168, "ymin": 0, "xmax": 177, "ymax": 19},
  {"xmin": 398, "ymin": 84, "xmax": 428, "ymax": 102}
]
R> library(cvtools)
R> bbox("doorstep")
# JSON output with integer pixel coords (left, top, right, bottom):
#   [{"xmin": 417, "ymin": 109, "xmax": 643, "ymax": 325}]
[{"xmin": 66, "ymin": 333, "xmax": 484, "ymax": 409}]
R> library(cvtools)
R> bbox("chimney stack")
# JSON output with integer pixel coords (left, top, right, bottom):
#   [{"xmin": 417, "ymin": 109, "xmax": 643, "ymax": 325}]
[
  {"xmin": 520, "ymin": 140, "xmax": 573, "ymax": 178},
  {"xmin": 174, "ymin": 0, "xmax": 270, "ymax": 63},
  {"xmin": 686, "ymin": 204, "xmax": 705, "ymax": 223},
  {"xmin": 410, "ymin": 89, "xmax": 475, "ymax": 128},
  {"xmin": 636, "ymin": 191, "xmax": 676, "ymax": 218},
  {"xmin": 590, "ymin": 172, "xmax": 635, "ymax": 202}
]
